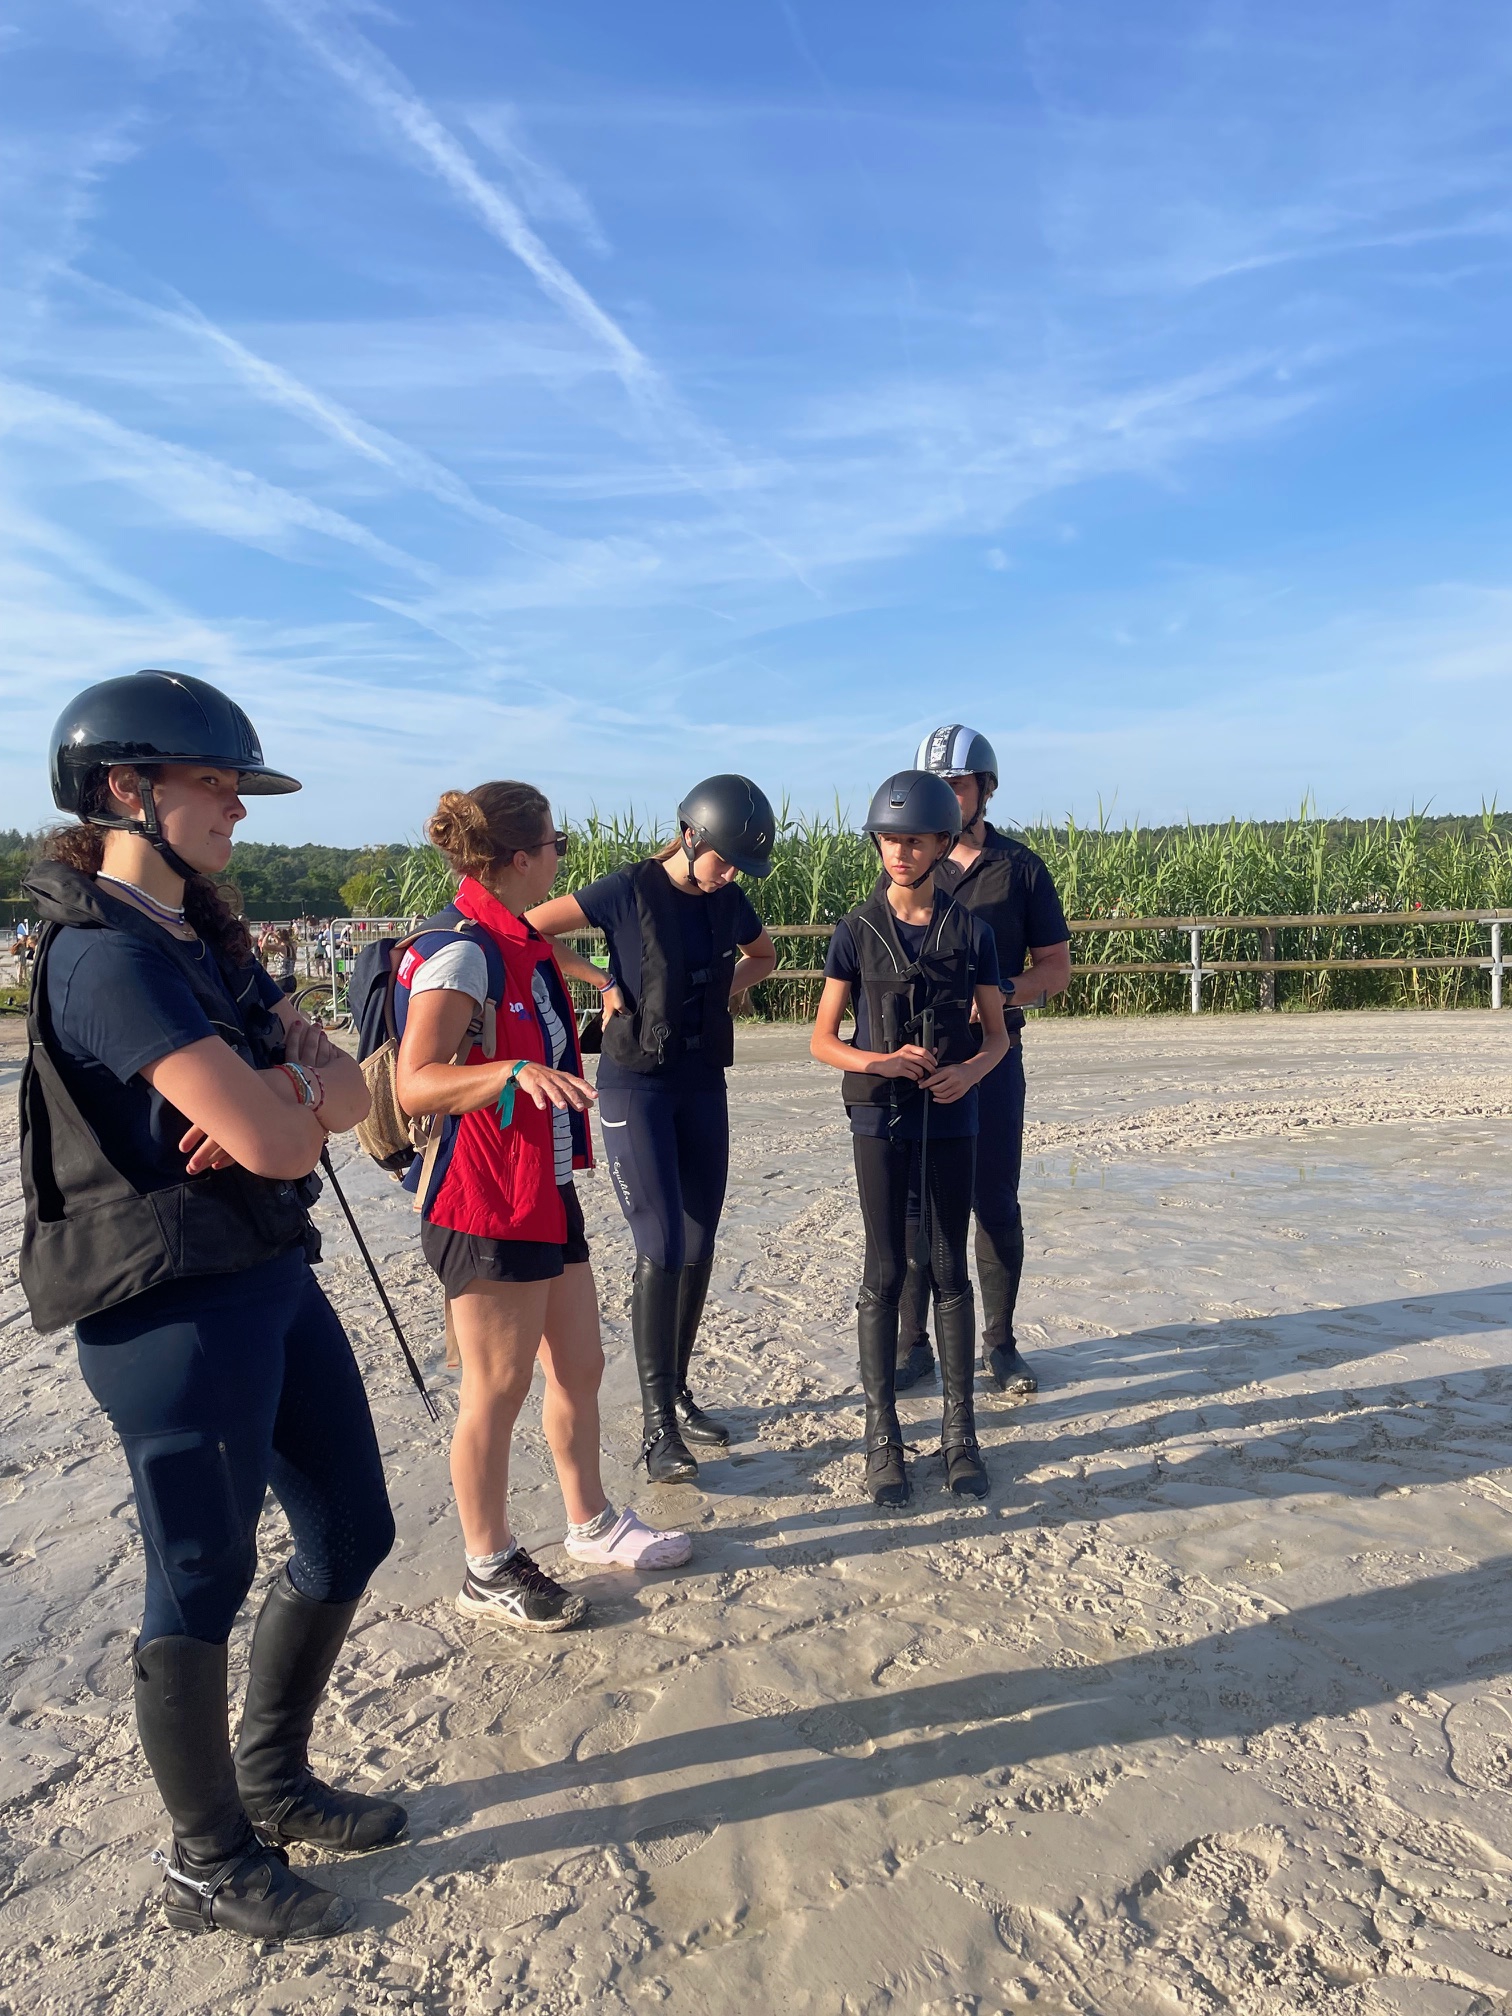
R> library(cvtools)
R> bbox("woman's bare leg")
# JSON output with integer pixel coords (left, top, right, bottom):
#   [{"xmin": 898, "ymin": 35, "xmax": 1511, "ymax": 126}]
[
  {"xmin": 537, "ymin": 1261, "xmax": 608, "ymax": 1528},
  {"xmin": 448, "ymin": 1279, "xmax": 551, "ymax": 1556}
]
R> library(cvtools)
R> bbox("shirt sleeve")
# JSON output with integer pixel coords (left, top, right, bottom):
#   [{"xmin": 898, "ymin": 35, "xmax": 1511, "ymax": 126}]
[
  {"xmin": 405, "ymin": 938, "xmax": 490, "ymax": 1007},
  {"xmin": 253, "ymin": 964, "xmax": 284, "ymax": 1006},
  {"xmin": 823, "ymin": 919, "xmax": 861, "ymax": 984},
  {"xmin": 733, "ymin": 889, "xmax": 764, "ymax": 945},
  {"xmin": 973, "ymin": 918, "xmax": 1002, "ymax": 989},
  {"xmin": 572, "ymin": 868, "xmax": 632, "ymax": 937},
  {"xmin": 1025, "ymin": 859, "xmax": 1070, "ymax": 945},
  {"xmin": 54, "ymin": 935, "xmax": 219, "ymax": 1084}
]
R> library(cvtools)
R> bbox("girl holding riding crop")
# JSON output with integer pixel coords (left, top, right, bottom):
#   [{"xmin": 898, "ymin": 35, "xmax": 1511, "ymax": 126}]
[{"xmin": 810, "ymin": 770, "xmax": 1009, "ymax": 1506}]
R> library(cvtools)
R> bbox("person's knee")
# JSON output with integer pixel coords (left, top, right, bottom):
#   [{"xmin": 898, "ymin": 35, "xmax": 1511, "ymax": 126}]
[
  {"xmin": 864, "ymin": 1261, "xmax": 906, "ymax": 1308},
  {"xmin": 633, "ymin": 1230, "xmax": 683, "ymax": 1270},
  {"xmin": 546, "ymin": 1342, "xmax": 605, "ymax": 1407},
  {"xmin": 461, "ymin": 1353, "xmax": 535, "ymax": 1414},
  {"xmin": 157, "ymin": 1539, "xmax": 258, "ymax": 1643}
]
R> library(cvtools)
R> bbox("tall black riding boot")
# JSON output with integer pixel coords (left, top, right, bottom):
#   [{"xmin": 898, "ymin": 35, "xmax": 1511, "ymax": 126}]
[
  {"xmin": 134, "ymin": 1635, "xmax": 353, "ymax": 1941},
  {"xmin": 936, "ymin": 1289, "xmax": 988, "ymax": 1497},
  {"xmin": 672, "ymin": 1255, "xmax": 730, "ymax": 1447},
  {"xmin": 633, "ymin": 1254, "xmax": 699, "ymax": 1483},
  {"xmin": 236, "ymin": 1570, "xmax": 407, "ymax": 1853},
  {"xmin": 979, "ymin": 1221, "xmax": 1037, "ymax": 1395},
  {"xmin": 857, "ymin": 1289, "xmax": 909, "ymax": 1507},
  {"xmin": 894, "ymin": 1242, "xmax": 937, "ymax": 1392}
]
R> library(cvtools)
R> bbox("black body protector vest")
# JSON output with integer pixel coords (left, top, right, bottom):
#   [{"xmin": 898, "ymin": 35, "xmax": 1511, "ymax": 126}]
[
  {"xmin": 840, "ymin": 882, "xmax": 981, "ymax": 1112},
  {"xmin": 599, "ymin": 859, "xmax": 742, "ymax": 1075},
  {"xmin": 19, "ymin": 863, "xmax": 318, "ymax": 1333}
]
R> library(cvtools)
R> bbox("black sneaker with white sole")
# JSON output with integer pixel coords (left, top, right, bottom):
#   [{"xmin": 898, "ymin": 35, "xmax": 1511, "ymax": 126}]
[{"xmin": 455, "ymin": 1548, "xmax": 589, "ymax": 1633}]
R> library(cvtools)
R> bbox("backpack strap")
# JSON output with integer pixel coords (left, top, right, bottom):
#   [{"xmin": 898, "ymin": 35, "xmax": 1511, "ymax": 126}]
[
  {"xmin": 404, "ymin": 912, "xmax": 507, "ymax": 1217},
  {"xmin": 390, "ymin": 912, "xmax": 501, "ymax": 1059}
]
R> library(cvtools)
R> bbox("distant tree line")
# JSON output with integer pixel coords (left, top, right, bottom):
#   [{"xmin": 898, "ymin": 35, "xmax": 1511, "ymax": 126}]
[{"xmin": 0, "ymin": 831, "xmax": 407, "ymax": 921}]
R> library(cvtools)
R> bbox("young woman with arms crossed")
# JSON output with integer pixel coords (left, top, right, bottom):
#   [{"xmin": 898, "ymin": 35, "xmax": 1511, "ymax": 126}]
[
  {"xmin": 21, "ymin": 672, "xmax": 400, "ymax": 1943},
  {"xmin": 810, "ymin": 771, "xmax": 1009, "ymax": 1507},
  {"xmin": 394, "ymin": 783, "xmax": 690, "ymax": 1636},
  {"xmin": 528, "ymin": 777, "xmax": 778, "ymax": 1483}
]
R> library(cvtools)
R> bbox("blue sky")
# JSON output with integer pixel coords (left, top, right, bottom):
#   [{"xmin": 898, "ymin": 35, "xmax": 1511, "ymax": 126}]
[{"xmin": 2, "ymin": 0, "xmax": 1511, "ymax": 841}]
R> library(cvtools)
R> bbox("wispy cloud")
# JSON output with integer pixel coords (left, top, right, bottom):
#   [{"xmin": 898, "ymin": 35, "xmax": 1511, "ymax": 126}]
[
  {"xmin": 256, "ymin": 0, "xmax": 818, "ymax": 591},
  {"xmin": 258, "ymin": 0, "xmax": 655, "ymax": 395},
  {"xmin": 66, "ymin": 274, "xmax": 582, "ymax": 564},
  {"xmin": 0, "ymin": 377, "xmax": 434, "ymax": 577},
  {"xmin": 464, "ymin": 103, "xmax": 610, "ymax": 257}
]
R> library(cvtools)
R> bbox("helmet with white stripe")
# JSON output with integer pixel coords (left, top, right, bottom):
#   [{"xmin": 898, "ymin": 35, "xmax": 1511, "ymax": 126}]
[{"xmin": 914, "ymin": 724, "xmax": 998, "ymax": 792}]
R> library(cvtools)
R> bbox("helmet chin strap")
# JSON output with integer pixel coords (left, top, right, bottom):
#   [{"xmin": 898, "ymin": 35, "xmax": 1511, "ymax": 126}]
[
  {"xmin": 958, "ymin": 776, "xmax": 988, "ymax": 842},
  {"xmin": 91, "ymin": 777, "xmax": 198, "ymax": 885},
  {"xmin": 139, "ymin": 782, "xmax": 200, "ymax": 885},
  {"xmin": 679, "ymin": 828, "xmax": 703, "ymax": 891}
]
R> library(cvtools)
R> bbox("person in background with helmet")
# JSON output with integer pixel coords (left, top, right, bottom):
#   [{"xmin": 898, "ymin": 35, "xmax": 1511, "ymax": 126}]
[
  {"xmin": 19, "ymin": 672, "xmax": 400, "ymax": 1944},
  {"xmin": 528, "ymin": 777, "xmax": 778, "ymax": 1484},
  {"xmin": 898, "ymin": 725, "xmax": 1072, "ymax": 1398},
  {"xmin": 810, "ymin": 771, "xmax": 1009, "ymax": 1507}
]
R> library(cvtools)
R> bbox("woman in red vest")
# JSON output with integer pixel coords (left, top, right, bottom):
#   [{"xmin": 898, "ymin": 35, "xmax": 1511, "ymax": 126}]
[{"xmin": 396, "ymin": 782, "xmax": 689, "ymax": 1632}]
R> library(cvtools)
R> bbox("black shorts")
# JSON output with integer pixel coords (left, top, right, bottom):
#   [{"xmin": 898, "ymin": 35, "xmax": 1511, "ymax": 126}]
[{"xmin": 421, "ymin": 1183, "xmax": 590, "ymax": 1290}]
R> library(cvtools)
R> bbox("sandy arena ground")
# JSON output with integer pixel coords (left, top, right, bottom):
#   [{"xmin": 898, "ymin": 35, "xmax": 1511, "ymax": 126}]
[{"xmin": 4, "ymin": 1010, "xmax": 1512, "ymax": 2014}]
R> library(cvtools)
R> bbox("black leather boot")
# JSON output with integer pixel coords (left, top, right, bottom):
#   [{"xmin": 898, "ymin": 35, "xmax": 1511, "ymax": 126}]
[
  {"xmin": 134, "ymin": 1636, "xmax": 353, "ymax": 1941},
  {"xmin": 857, "ymin": 1289, "xmax": 909, "ymax": 1507},
  {"xmin": 936, "ymin": 1289, "xmax": 988, "ymax": 1497},
  {"xmin": 893, "ymin": 1243, "xmax": 936, "ymax": 1392},
  {"xmin": 236, "ymin": 1570, "xmax": 406, "ymax": 1853},
  {"xmin": 980, "ymin": 1221, "xmax": 1037, "ymax": 1395},
  {"xmin": 672, "ymin": 1255, "xmax": 730, "ymax": 1446},
  {"xmin": 633, "ymin": 1254, "xmax": 699, "ymax": 1483}
]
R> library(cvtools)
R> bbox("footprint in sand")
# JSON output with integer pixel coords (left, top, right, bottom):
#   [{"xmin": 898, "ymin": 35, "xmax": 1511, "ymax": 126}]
[
  {"xmin": 634, "ymin": 1819, "xmax": 716, "ymax": 1868},
  {"xmin": 520, "ymin": 1688, "xmax": 654, "ymax": 1765},
  {"xmin": 1445, "ymin": 1693, "xmax": 1512, "ymax": 1792}
]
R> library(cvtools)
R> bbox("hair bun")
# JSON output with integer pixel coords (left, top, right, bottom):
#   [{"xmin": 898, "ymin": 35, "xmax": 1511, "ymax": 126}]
[{"xmin": 426, "ymin": 781, "xmax": 552, "ymax": 880}]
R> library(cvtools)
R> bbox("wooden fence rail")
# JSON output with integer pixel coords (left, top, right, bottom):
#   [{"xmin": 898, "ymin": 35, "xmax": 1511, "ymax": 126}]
[
  {"xmin": 735, "ymin": 909, "xmax": 1512, "ymax": 1012},
  {"xmin": 385, "ymin": 910, "xmax": 1511, "ymax": 1019}
]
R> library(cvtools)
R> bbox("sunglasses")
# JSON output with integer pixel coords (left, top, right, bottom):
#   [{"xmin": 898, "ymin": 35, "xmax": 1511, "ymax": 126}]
[{"xmin": 530, "ymin": 830, "xmax": 569, "ymax": 859}]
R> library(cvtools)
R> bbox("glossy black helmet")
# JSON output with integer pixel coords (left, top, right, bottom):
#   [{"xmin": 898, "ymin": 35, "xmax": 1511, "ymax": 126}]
[
  {"xmin": 863, "ymin": 769, "xmax": 962, "ymax": 839},
  {"xmin": 676, "ymin": 774, "xmax": 776, "ymax": 879},
  {"xmin": 50, "ymin": 670, "xmax": 301, "ymax": 816},
  {"xmin": 914, "ymin": 723, "xmax": 998, "ymax": 793}
]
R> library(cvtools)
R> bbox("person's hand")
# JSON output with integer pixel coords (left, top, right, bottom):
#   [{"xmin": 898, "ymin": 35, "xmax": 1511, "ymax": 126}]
[
  {"xmin": 282, "ymin": 1016, "xmax": 340, "ymax": 1068},
  {"xmin": 179, "ymin": 1124, "xmax": 239, "ymax": 1174},
  {"xmin": 514, "ymin": 1062, "xmax": 597, "ymax": 1112},
  {"xmin": 866, "ymin": 1043, "xmax": 936, "ymax": 1082},
  {"xmin": 922, "ymin": 1060, "xmax": 977, "ymax": 1104},
  {"xmin": 601, "ymin": 985, "xmax": 625, "ymax": 1025}
]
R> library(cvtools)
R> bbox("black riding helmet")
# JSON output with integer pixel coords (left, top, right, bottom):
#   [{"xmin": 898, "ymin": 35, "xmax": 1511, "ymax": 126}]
[
  {"xmin": 50, "ymin": 669, "xmax": 300, "ymax": 880},
  {"xmin": 863, "ymin": 770, "xmax": 963, "ymax": 840},
  {"xmin": 864, "ymin": 770, "xmax": 962, "ymax": 890},
  {"xmin": 676, "ymin": 774, "xmax": 776, "ymax": 879}
]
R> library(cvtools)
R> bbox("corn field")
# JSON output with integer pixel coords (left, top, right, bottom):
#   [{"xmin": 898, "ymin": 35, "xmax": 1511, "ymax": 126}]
[{"xmin": 359, "ymin": 803, "xmax": 1512, "ymax": 1017}]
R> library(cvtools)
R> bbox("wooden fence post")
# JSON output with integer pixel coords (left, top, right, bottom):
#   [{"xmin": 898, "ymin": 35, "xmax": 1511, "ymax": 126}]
[
  {"xmin": 1259, "ymin": 929, "xmax": 1276, "ymax": 1011},
  {"xmin": 1189, "ymin": 927, "xmax": 1203, "ymax": 1013}
]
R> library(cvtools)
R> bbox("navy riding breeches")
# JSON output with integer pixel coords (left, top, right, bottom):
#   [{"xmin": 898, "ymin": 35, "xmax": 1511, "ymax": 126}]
[{"xmin": 76, "ymin": 1247, "xmax": 395, "ymax": 1647}]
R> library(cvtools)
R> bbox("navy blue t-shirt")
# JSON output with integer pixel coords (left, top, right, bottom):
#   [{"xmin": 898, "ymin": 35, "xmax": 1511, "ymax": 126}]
[
  {"xmin": 824, "ymin": 904, "xmax": 999, "ymax": 1140},
  {"xmin": 44, "ymin": 897, "xmax": 284, "ymax": 1192},
  {"xmin": 575, "ymin": 864, "xmax": 764, "ymax": 1090}
]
